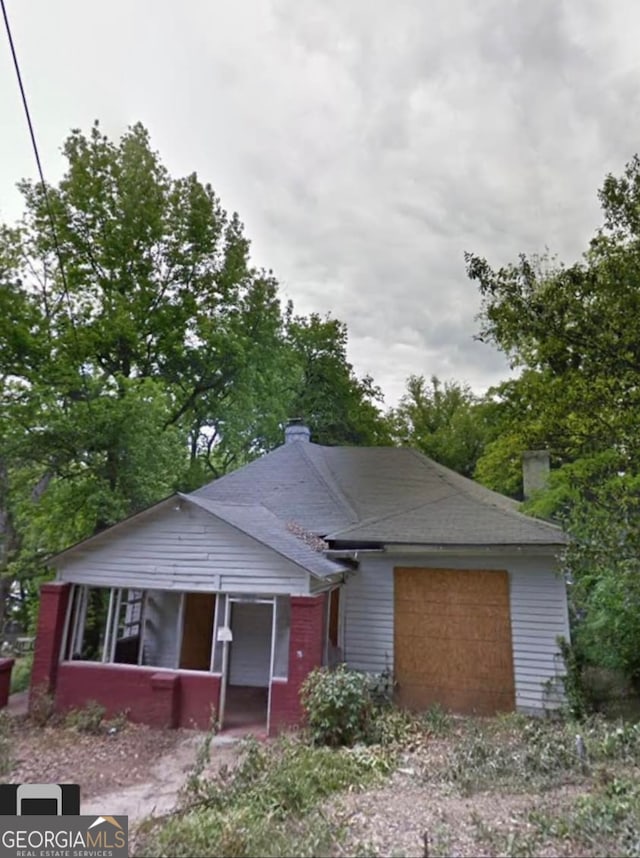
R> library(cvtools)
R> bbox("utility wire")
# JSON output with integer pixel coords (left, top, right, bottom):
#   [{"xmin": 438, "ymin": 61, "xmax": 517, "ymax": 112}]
[{"xmin": 1, "ymin": 0, "xmax": 93, "ymax": 408}]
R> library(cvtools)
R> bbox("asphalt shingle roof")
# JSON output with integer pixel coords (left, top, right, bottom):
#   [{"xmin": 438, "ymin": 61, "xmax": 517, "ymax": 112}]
[
  {"xmin": 193, "ymin": 442, "xmax": 566, "ymax": 547},
  {"xmin": 182, "ymin": 494, "xmax": 348, "ymax": 578}
]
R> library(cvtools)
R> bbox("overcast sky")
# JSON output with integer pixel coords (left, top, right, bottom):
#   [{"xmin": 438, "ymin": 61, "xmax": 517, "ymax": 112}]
[{"xmin": 2, "ymin": 1, "xmax": 640, "ymax": 406}]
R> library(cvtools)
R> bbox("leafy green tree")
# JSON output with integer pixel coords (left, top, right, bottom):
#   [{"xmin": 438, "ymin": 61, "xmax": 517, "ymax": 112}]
[
  {"xmin": 388, "ymin": 374, "xmax": 497, "ymax": 477},
  {"xmin": 467, "ymin": 157, "xmax": 640, "ymax": 492},
  {"xmin": 0, "ymin": 121, "xmax": 292, "ymax": 624},
  {"xmin": 0, "ymin": 121, "xmax": 392, "ymax": 628},
  {"xmin": 466, "ymin": 154, "xmax": 640, "ymax": 688},
  {"xmin": 285, "ymin": 312, "xmax": 391, "ymax": 446}
]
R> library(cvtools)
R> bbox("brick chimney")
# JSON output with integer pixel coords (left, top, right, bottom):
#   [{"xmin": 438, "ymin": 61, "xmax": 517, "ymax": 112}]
[
  {"xmin": 522, "ymin": 450, "xmax": 550, "ymax": 500},
  {"xmin": 284, "ymin": 418, "xmax": 311, "ymax": 444}
]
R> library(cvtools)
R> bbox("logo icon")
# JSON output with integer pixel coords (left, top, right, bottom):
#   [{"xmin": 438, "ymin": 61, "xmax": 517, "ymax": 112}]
[
  {"xmin": 0, "ymin": 784, "xmax": 79, "ymax": 816},
  {"xmin": 0, "ymin": 786, "xmax": 128, "ymax": 857}
]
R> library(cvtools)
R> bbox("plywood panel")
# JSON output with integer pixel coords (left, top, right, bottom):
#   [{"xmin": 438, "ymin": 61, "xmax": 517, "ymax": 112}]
[{"xmin": 394, "ymin": 567, "xmax": 515, "ymax": 715}]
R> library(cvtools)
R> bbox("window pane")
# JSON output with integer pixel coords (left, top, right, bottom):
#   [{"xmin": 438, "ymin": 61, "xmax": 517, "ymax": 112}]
[
  {"xmin": 272, "ymin": 596, "xmax": 290, "ymax": 679},
  {"xmin": 64, "ymin": 587, "xmax": 110, "ymax": 662},
  {"xmin": 140, "ymin": 591, "xmax": 182, "ymax": 668},
  {"xmin": 113, "ymin": 589, "xmax": 145, "ymax": 665}
]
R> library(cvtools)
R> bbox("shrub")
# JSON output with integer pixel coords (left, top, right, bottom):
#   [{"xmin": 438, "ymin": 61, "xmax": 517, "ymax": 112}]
[
  {"xmin": 9, "ymin": 654, "xmax": 33, "ymax": 695},
  {"xmin": 301, "ymin": 665, "xmax": 376, "ymax": 747},
  {"xmin": 64, "ymin": 700, "xmax": 106, "ymax": 734},
  {"xmin": 28, "ymin": 686, "xmax": 55, "ymax": 727},
  {"xmin": 557, "ymin": 635, "xmax": 592, "ymax": 719},
  {"xmin": 139, "ymin": 734, "xmax": 392, "ymax": 857},
  {"xmin": 0, "ymin": 712, "xmax": 12, "ymax": 775},
  {"xmin": 420, "ymin": 703, "xmax": 452, "ymax": 736}
]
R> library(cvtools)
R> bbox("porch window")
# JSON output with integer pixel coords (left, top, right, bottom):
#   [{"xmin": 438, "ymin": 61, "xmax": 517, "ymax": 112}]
[
  {"xmin": 324, "ymin": 587, "xmax": 342, "ymax": 667},
  {"xmin": 63, "ymin": 585, "xmax": 106, "ymax": 661},
  {"xmin": 272, "ymin": 596, "xmax": 290, "ymax": 680},
  {"xmin": 64, "ymin": 585, "xmax": 223, "ymax": 671}
]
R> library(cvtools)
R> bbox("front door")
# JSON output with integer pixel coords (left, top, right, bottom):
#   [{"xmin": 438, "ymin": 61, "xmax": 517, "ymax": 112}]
[
  {"xmin": 179, "ymin": 593, "xmax": 216, "ymax": 670},
  {"xmin": 217, "ymin": 596, "xmax": 276, "ymax": 732}
]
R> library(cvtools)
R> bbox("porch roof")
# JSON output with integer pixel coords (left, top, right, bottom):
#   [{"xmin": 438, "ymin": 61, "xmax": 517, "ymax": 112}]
[{"xmin": 182, "ymin": 494, "xmax": 348, "ymax": 580}]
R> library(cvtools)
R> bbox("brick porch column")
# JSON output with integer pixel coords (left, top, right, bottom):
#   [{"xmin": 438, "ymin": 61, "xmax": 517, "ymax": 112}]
[
  {"xmin": 30, "ymin": 582, "xmax": 71, "ymax": 700},
  {"xmin": 277, "ymin": 594, "xmax": 326, "ymax": 729}
]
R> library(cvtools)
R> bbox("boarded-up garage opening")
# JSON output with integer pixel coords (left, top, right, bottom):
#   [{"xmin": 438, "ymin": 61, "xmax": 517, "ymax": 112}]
[{"xmin": 394, "ymin": 568, "xmax": 515, "ymax": 715}]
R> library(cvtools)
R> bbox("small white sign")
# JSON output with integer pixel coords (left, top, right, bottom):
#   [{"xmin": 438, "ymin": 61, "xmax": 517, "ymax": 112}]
[{"xmin": 217, "ymin": 626, "xmax": 233, "ymax": 642}]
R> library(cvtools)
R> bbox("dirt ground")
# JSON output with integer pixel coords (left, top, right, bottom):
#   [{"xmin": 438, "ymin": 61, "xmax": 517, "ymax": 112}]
[
  {"xmin": 327, "ymin": 761, "xmax": 585, "ymax": 857},
  {"xmin": 7, "ymin": 714, "xmax": 240, "ymax": 826},
  {"xmin": 6, "ymin": 708, "xmax": 639, "ymax": 857}
]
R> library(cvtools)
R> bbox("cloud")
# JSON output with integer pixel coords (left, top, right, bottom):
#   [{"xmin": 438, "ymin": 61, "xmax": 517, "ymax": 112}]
[{"xmin": 2, "ymin": 0, "xmax": 639, "ymax": 405}]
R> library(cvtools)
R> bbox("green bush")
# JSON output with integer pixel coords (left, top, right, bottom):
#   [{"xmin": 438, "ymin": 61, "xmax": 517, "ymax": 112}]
[
  {"xmin": 64, "ymin": 700, "xmax": 106, "ymax": 734},
  {"xmin": 301, "ymin": 665, "xmax": 377, "ymax": 747},
  {"xmin": 420, "ymin": 703, "xmax": 452, "ymax": 736},
  {"xmin": 138, "ymin": 734, "xmax": 392, "ymax": 857},
  {"xmin": 0, "ymin": 713, "xmax": 12, "ymax": 775},
  {"xmin": 557, "ymin": 636, "xmax": 592, "ymax": 719},
  {"xmin": 439, "ymin": 714, "xmax": 640, "ymax": 796},
  {"xmin": 9, "ymin": 654, "xmax": 33, "ymax": 695}
]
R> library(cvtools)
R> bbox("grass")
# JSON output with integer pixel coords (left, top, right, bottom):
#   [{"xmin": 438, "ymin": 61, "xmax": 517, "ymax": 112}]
[
  {"xmin": 9, "ymin": 654, "xmax": 32, "ymax": 694},
  {"xmin": 0, "ymin": 712, "xmax": 12, "ymax": 775},
  {"xmin": 430, "ymin": 712, "xmax": 640, "ymax": 795},
  {"xmin": 136, "ymin": 708, "xmax": 640, "ymax": 858},
  {"xmin": 136, "ymin": 734, "xmax": 395, "ymax": 858},
  {"xmin": 469, "ymin": 777, "xmax": 640, "ymax": 858}
]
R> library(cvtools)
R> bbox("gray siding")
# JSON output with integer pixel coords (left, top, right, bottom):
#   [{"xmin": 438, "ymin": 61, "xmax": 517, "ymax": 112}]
[
  {"xmin": 509, "ymin": 562, "xmax": 569, "ymax": 711},
  {"xmin": 343, "ymin": 561, "xmax": 394, "ymax": 674},
  {"xmin": 228, "ymin": 602, "xmax": 272, "ymax": 687},
  {"xmin": 343, "ymin": 552, "xmax": 569, "ymax": 714},
  {"xmin": 57, "ymin": 503, "xmax": 312, "ymax": 595},
  {"xmin": 142, "ymin": 590, "xmax": 181, "ymax": 669}
]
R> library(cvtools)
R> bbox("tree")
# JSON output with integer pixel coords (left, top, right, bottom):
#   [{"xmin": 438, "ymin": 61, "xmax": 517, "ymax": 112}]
[
  {"xmin": 388, "ymin": 375, "xmax": 496, "ymax": 477},
  {"xmin": 285, "ymin": 312, "xmax": 390, "ymax": 446},
  {"xmin": 466, "ymin": 155, "xmax": 640, "ymax": 690},
  {"xmin": 0, "ymin": 121, "xmax": 389, "ymax": 628},
  {"xmin": 466, "ymin": 157, "xmax": 640, "ymax": 494},
  {"xmin": 0, "ymin": 121, "xmax": 292, "ymax": 625}
]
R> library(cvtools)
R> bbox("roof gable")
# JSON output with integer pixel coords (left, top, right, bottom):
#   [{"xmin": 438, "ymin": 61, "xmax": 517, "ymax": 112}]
[{"xmin": 51, "ymin": 493, "xmax": 347, "ymax": 581}]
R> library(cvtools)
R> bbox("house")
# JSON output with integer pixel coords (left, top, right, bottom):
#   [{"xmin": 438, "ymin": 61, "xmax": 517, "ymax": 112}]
[{"xmin": 31, "ymin": 422, "xmax": 569, "ymax": 734}]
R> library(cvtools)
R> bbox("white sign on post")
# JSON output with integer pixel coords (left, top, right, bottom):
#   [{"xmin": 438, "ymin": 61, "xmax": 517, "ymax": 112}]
[{"xmin": 217, "ymin": 626, "xmax": 233, "ymax": 642}]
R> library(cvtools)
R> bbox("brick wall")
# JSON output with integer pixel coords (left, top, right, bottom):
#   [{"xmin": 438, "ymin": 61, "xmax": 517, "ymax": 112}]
[
  {"xmin": 30, "ymin": 582, "xmax": 71, "ymax": 702},
  {"xmin": 56, "ymin": 663, "xmax": 179, "ymax": 728},
  {"xmin": 55, "ymin": 663, "xmax": 221, "ymax": 730},
  {"xmin": 178, "ymin": 672, "xmax": 221, "ymax": 729},
  {"xmin": 0, "ymin": 659, "xmax": 14, "ymax": 708},
  {"xmin": 269, "ymin": 593, "xmax": 326, "ymax": 734},
  {"xmin": 34, "ymin": 584, "xmax": 325, "ymax": 734}
]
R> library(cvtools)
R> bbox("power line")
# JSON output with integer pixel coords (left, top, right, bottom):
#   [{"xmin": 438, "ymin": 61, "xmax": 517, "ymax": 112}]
[{"xmin": 1, "ymin": 0, "xmax": 93, "ymax": 407}]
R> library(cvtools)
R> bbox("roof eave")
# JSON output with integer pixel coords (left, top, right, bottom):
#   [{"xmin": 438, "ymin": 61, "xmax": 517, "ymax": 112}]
[{"xmin": 381, "ymin": 542, "xmax": 567, "ymax": 556}]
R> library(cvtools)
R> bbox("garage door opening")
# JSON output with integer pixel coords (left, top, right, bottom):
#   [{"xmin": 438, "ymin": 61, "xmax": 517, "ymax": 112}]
[{"xmin": 394, "ymin": 567, "xmax": 516, "ymax": 715}]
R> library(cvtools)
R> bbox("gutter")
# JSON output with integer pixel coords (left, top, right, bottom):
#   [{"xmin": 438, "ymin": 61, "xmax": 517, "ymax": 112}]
[
  {"xmin": 323, "ymin": 549, "xmax": 385, "ymax": 561},
  {"xmin": 325, "ymin": 544, "xmax": 564, "ymax": 558}
]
